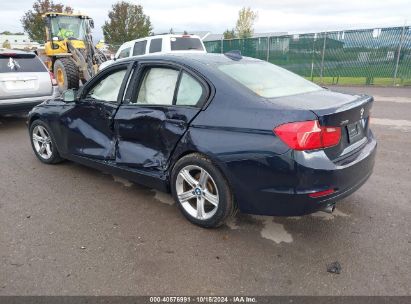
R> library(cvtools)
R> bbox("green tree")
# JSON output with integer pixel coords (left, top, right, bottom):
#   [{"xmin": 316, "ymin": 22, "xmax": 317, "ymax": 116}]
[
  {"xmin": 235, "ymin": 7, "xmax": 258, "ymax": 39},
  {"xmin": 102, "ymin": 1, "xmax": 152, "ymax": 45},
  {"xmin": 21, "ymin": 0, "xmax": 73, "ymax": 42},
  {"xmin": 1, "ymin": 31, "xmax": 25, "ymax": 35},
  {"xmin": 223, "ymin": 28, "xmax": 236, "ymax": 39}
]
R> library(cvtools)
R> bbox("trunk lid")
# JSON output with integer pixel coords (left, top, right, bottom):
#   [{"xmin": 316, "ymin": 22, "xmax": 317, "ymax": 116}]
[
  {"xmin": 0, "ymin": 53, "xmax": 52, "ymax": 100},
  {"xmin": 270, "ymin": 89, "xmax": 373, "ymax": 160}
]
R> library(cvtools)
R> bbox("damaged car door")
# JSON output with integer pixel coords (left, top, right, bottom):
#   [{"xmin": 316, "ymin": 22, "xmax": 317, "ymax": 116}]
[
  {"xmin": 114, "ymin": 62, "xmax": 208, "ymax": 172},
  {"xmin": 62, "ymin": 64, "xmax": 131, "ymax": 159}
]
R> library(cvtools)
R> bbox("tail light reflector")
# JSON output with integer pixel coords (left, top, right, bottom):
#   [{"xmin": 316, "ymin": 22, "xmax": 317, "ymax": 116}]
[
  {"xmin": 49, "ymin": 72, "xmax": 57, "ymax": 86},
  {"xmin": 308, "ymin": 189, "xmax": 335, "ymax": 198},
  {"xmin": 274, "ymin": 120, "xmax": 341, "ymax": 151}
]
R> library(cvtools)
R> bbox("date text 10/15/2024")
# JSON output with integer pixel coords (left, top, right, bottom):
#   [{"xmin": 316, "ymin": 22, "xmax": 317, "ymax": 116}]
[{"xmin": 149, "ymin": 296, "xmax": 257, "ymax": 303}]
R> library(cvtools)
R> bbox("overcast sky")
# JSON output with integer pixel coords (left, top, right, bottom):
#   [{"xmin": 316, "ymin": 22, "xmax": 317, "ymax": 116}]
[{"xmin": 1, "ymin": 0, "xmax": 410, "ymax": 41}]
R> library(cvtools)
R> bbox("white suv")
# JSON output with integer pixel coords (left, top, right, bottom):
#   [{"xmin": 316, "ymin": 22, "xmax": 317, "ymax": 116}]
[
  {"xmin": 0, "ymin": 49, "xmax": 59, "ymax": 115},
  {"xmin": 99, "ymin": 34, "xmax": 206, "ymax": 71}
]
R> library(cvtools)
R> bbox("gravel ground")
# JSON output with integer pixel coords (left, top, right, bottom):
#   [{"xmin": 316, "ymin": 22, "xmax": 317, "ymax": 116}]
[{"xmin": 0, "ymin": 86, "xmax": 410, "ymax": 295}]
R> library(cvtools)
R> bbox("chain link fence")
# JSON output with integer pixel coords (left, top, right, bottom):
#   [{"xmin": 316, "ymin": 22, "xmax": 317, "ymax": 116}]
[{"xmin": 204, "ymin": 26, "xmax": 411, "ymax": 86}]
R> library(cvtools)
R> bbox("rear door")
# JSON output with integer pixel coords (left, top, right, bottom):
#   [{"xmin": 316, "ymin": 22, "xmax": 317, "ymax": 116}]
[
  {"xmin": 0, "ymin": 53, "xmax": 52, "ymax": 100},
  {"xmin": 114, "ymin": 62, "xmax": 208, "ymax": 171}
]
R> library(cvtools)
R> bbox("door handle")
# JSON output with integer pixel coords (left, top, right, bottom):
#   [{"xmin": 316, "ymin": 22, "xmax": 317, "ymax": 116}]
[
  {"xmin": 103, "ymin": 111, "xmax": 112, "ymax": 119},
  {"xmin": 98, "ymin": 105, "xmax": 112, "ymax": 119},
  {"xmin": 165, "ymin": 119, "xmax": 186, "ymax": 127}
]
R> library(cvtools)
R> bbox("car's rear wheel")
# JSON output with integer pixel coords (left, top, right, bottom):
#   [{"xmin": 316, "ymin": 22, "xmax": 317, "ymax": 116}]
[
  {"xmin": 30, "ymin": 120, "xmax": 63, "ymax": 164},
  {"xmin": 171, "ymin": 154, "xmax": 236, "ymax": 228}
]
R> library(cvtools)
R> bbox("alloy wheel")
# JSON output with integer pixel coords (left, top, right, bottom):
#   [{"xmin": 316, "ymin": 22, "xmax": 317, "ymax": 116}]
[
  {"xmin": 176, "ymin": 165, "xmax": 219, "ymax": 220},
  {"xmin": 32, "ymin": 125, "xmax": 53, "ymax": 160}
]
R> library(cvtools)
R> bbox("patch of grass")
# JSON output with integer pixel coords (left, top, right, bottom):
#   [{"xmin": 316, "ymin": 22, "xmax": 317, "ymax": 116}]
[
  {"xmin": 306, "ymin": 76, "xmax": 411, "ymax": 86},
  {"xmin": 307, "ymin": 77, "xmax": 366, "ymax": 85}
]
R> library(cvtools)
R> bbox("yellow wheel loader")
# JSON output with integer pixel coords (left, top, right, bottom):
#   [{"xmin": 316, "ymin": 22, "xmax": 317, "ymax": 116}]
[{"xmin": 41, "ymin": 12, "xmax": 107, "ymax": 92}]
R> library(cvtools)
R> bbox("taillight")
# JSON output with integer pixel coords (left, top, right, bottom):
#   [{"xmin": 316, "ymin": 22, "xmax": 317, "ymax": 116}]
[
  {"xmin": 322, "ymin": 126, "xmax": 341, "ymax": 147},
  {"xmin": 274, "ymin": 120, "xmax": 341, "ymax": 151},
  {"xmin": 49, "ymin": 71, "xmax": 57, "ymax": 86},
  {"xmin": 308, "ymin": 189, "xmax": 335, "ymax": 198}
]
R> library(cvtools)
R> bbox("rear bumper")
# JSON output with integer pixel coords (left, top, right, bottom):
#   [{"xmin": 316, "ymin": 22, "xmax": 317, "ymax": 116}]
[
  {"xmin": 0, "ymin": 87, "xmax": 59, "ymax": 115},
  {"xmin": 224, "ymin": 132, "xmax": 377, "ymax": 216}
]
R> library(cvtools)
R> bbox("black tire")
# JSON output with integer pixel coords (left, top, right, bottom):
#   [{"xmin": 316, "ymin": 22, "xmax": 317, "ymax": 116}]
[
  {"xmin": 171, "ymin": 153, "xmax": 237, "ymax": 228},
  {"xmin": 53, "ymin": 58, "xmax": 79, "ymax": 92},
  {"xmin": 29, "ymin": 120, "xmax": 63, "ymax": 164}
]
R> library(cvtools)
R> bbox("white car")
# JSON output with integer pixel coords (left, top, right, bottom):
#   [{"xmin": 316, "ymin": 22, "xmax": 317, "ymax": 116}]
[
  {"xmin": 0, "ymin": 49, "xmax": 59, "ymax": 115},
  {"xmin": 99, "ymin": 34, "xmax": 206, "ymax": 71}
]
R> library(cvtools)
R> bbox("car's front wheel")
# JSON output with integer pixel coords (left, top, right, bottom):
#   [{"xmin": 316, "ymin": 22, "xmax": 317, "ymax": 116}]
[
  {"xmin": 30, "ymin": 120, "xmax": 63, "ymax": 164},
  {"xmin": 171, "ymin": 154, "xmax": 236, "ymax": 228}
]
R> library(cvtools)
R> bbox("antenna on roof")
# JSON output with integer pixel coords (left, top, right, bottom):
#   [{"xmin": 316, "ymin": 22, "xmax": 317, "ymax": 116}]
[{"xmin": 224, "ymin": 50, "xmax": 242, "ymax": 61}]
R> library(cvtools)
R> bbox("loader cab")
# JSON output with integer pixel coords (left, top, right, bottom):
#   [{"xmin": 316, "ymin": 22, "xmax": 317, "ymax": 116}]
[
  {"xmin": 41, "ymin": 12, "xmax": 105, "ymax": 92},
  {"xmin": 43, "ymin": 13, "xmax": 92, "ymax": 55}
]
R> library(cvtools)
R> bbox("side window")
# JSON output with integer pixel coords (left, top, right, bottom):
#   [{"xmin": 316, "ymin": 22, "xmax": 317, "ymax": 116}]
[
  {"xmin": 117, "ymin": 47, "xmax": 131, "ymax": 59},
  {"xmin": 149, "ymin": 38, "xmax": 162, "ymax": 53},
  {"xmin": 133, "ymin": 41, "xmax": 147, "ymax": 56},
  {"xmin": 176, "ymin": 72, "xmax": 204, "ymax": 106},
  {"xmin": 134, "ymin": 67, "xmax": 179, "ymax": 105},
  {"xmin": 87, "ymin": 69, "xmax": 127, "ymax": 103}
]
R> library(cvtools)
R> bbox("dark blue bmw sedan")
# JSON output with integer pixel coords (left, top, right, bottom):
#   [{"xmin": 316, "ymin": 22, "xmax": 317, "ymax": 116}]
[{"xmin": 28, "ymin": 53, "xmax": 376, "ymax": 228}]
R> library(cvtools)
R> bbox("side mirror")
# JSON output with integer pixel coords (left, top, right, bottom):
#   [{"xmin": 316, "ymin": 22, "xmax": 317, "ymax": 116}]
[
  {"xmin": 62, "ymin": 89, "xmax": 77, "ymax": 103},
  {"xmin": 90, "ymin": 20, "xmax": 95, "ymax": 29}
]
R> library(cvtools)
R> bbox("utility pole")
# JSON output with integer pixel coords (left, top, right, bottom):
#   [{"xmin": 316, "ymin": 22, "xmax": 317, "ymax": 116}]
[
  {"xmin": 393, "ymin": 24, "xmax": 406, "ymax": 85},
  {"xmin": 320, "ymin": 32, "xmax": 327, "ymax": 83},
  {"xmin": 310, "ymin": 33, "xmax": 316, "ymax": 81},
  {"xmin": 220, "ymin": 37, "xmax": 224, "ymax": 54}
]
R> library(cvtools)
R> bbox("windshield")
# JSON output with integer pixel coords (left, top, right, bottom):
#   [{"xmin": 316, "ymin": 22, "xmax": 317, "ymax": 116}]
[
  {"xmin": 50, "ymin": 16, "xmax": 87, "ymax": 40},
  {"xmin": 170, "ymin": 37, "xmax": 204, "ymax": 51},
  {"xmin": 218, "ymin": 61, "xmax": 322, "ymax": 98}
]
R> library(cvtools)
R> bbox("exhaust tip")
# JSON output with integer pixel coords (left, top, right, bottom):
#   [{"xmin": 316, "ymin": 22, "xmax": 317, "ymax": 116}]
[{"xmin": 321, "ymin": 204, "xmax": 335, "ymax": 214}]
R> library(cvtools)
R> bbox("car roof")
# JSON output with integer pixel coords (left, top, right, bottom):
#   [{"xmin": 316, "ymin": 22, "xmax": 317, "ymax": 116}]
[
  {"xmin": 0, "ymin": 49, "xmax": 35, "ymax": 55},
  {"xmin": 113, "ymin": 52, "xmax": 261, "ymax": 69},
  {"xmin": 150, "ymin": 34, "xmax": 202, "ymax": 38},
  {"xmin": 122, "ymin": 34, "xmax": 202, "ymax": 45}
]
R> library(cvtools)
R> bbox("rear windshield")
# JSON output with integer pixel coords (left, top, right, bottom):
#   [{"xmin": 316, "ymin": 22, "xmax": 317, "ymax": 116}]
[
  {"xmin": 217, "ymin": 61, "xmax": 322, "ymax": 98},
  {"xmin": 0, "ymin": 55, "xmax": 47, "ymax": 73},
  {"xmin": 170, "ymin": 37, "xmax": 204, "ymax": 51}
]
